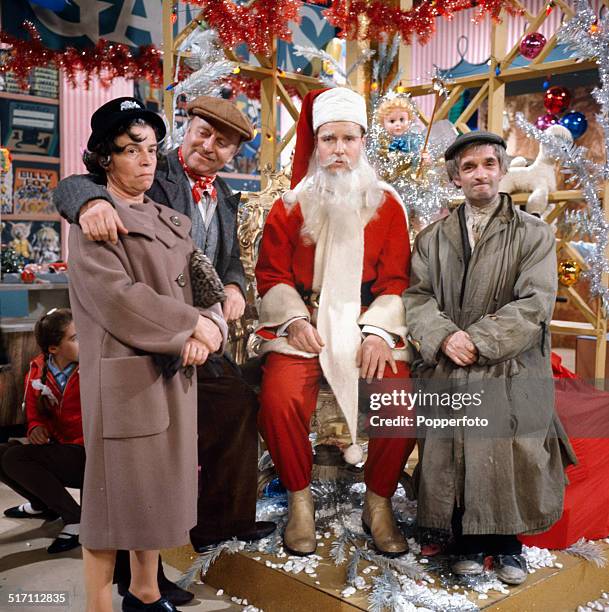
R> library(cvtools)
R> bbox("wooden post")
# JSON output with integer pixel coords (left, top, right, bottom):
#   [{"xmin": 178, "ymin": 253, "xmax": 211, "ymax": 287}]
[
  {"xmin": 595, "ymin": 182, "xmax": 609, "ymax": 384},
  {"xmin": 162, "ymin": 0, "xmax": 175, "ymax": 134},
  {"xmin": 397, "ymin": 0, "xmax": 413, "ymax": 89},
  {"xmin": 487, "ymin": 9, "xmax": 508, "ymax": 134},
  {"xmin": 259, "ymin": 38, "xmax": 278, "ymax": 189},
  {"xmin": 346, "ymin": 40, "xmax": 369, "ymax": 95}
]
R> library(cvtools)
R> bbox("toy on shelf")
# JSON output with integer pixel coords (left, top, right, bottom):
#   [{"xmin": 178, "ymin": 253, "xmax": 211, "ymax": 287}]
[
  {"xmin": 499, "ymin": 124, "xmax": 573, "ymax": 216},
  {"xmin": 375, "ymin": 94, "xmax": 424, "ymax": 183}
]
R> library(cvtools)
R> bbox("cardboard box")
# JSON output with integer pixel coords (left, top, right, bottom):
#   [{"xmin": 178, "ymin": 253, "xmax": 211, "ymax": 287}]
[{"xmin": 575, "ymin": 334, "xmax": 609, "ymax": 388}]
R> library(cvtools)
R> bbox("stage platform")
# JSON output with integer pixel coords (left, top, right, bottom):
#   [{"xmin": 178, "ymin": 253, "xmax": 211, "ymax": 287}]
[{"xmin": 163, "ymin": 537, "xmax": 609, "ymax": 611}]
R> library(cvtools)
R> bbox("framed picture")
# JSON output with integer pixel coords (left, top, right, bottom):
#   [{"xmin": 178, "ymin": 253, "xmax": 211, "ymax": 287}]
[
  {"xmin": 0, "ymin": 164, "xmax": 13, "ymax": 214},
  {"xmin": 0, "ymin": 100, "xmax": 60, "ymax": 157},
  {"xmin": 12, "ymin": 162, "xmax": 59, "ymax": 216},
  {"xmin": 1, "ymin": 219, "xmax": 62, "ymax": 265}
]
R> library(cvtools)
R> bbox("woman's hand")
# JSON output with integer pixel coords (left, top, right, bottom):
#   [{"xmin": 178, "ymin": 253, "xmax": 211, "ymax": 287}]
[
  {"xmin": 193, "ymin": 315, "xmax": 223, "ymax": 353},
  {"xmin": 181, "ymin": 338, "xmax": 210, "ymax": 367},
  {"xmin": 28, "ymin": 425, "xmax": 50, "ymax": 445}
]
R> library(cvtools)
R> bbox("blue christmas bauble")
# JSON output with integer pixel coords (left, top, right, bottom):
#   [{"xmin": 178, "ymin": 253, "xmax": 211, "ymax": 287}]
[{"xmin": 559, "ymin": 111, "xmax": 588, "ymax": 139}]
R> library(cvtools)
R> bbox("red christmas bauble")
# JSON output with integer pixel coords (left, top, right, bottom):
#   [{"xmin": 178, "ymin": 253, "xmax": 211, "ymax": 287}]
[
  {"xmin": 543, "ymin": 86, "xmax": 571, "ymax": 114},
  {"xmin": 536, "ymin": 113, "xmax": 559, "ymax": 130},
  {"xmin": 519, "ymin": 32, "xmax": 546, "ymax": 60}
]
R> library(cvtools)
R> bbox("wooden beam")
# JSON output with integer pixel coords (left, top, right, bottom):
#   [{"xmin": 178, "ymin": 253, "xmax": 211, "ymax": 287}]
[
  {"xmin": 596, "ymin": 181, "xmax": 609, "ymax": 381},
  {"xmin": 501, "ymin": 5, "xmax": 548, "ymax": 71},
  {"xmin": 346, "ymin": 40, "xmax": 369, "ymax": 96},
  {"xmin": 276, "ymin": 80, "xmax": 300, "ymax": 122},
  {"xmin": 565, "ymin": 287, "xmax": 598, "ymax": 326},
  {"xmin": 454, "ymin": 83, "xmax": 489, "ymax": 130},
  {"xmin": 258, "ymin": 38, "xmax": 278, "ymax": 189},
  {"xmin": 397, "ymin": 0, "xmax": 413, "ymax": 92},
  {"xmin": 435, "ymin": 85, "xmax": 464, "ymax": 121},
  {"xmin": 510, "ymin": 0, "xmax": 535, "ymax": 21},
  {"xmin": 545, "ymin": 200, "xmax": 568, "ymax": 224},
  {"xmin": 553, "ymin": 0, "xmax": 575, "ymax": 18},
  {"xmin": 487, "ymin": 10, "xmax": 508, "ymax": 133},
  {"xmin": 173, "ymin": 10, "xmax": 205, "ymax": 51},
  {"xmin": 162, "ymin": 0, "xmax": 174, "ymax": 133},
  {"xmin": 500, "ymin": 58, "xmax": 598, "ymax": 82},
  {"xmin": 404, "ymin": 59, "xmax": 597, "ymax": 98},
  {"xmin": 277, "ymin": 122, "xmax": 297, "ymax": 157}
]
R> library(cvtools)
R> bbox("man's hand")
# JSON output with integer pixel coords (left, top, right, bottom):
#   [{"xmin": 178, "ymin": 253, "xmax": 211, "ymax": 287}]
[
  {"xmin": 357, "ymin": 335, "xmax": 398, "ymax": 383},
  {"xmin": 222, "ymin": 284, "xmax": 246, "ymax": 322},
  {"xmin": 181, "ymin": 338, "xmax": 210, "ymax": 367},
  {"xmin": 193, "ymin": 315, "xmax": 223, "ymax": 353},
  {"xmin": 79, "ymin": 199, "xmax": 128, "ymax": 244},
  {"xmin": 28, "ymin": 425, "xmax": 50, "ymax": 445},
  {"xmin": 286, "ymin": 319, "xmax": 324, "ymax": 354},
  {"xmin": 441, "ymin": 331, "xmax": 478, "ymax": 367}
]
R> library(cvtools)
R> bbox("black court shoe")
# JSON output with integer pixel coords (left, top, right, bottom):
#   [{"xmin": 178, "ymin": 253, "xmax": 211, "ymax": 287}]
[
  {"xmin": 4, "ymin": 505, "xmax": 59, "ymax": 520},
  {"xmin": 122, "ymin": 591, "xmax": 179, "ymax": 612},
  {"xmin": 47, "ymin": 532, "xmax": 80, "ymax": 554}
]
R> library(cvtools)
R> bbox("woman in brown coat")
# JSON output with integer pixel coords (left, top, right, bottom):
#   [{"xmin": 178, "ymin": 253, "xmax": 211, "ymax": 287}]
[{"xmin": 67, "ymin": 97, "xmax": 227, "ymax": 612}]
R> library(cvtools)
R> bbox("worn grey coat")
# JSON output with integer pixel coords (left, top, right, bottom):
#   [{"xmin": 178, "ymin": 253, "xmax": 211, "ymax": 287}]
[
  {"xmin": 54, "ymin": 149, "xmax": 246, "ymax": 296},
  {"xmin": 403, "ymin": 194, "xmax": 575, "ymax": 536},
  {"xmin": 68, "ymin": 198, "xmax": 227, "ymax": 550}
]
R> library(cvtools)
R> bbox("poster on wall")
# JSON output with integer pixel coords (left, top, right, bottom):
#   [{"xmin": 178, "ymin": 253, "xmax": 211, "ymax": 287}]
[
  {"xmin": 0, "ymin": 220, "xmax": 62, "ymax": 265},
  {"xmin": 0, "ymin": 165, "xmax": 14, "ymax": 215},
  {"xmin": 12, "ymin": 163, "xmax": 59, "ymax": 216},
  {"xmin": 0, "ymin": 100, "xmax": 60, "ymax": 157}
]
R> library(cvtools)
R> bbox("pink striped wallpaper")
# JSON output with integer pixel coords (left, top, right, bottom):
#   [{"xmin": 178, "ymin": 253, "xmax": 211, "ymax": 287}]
[
  {"xmin": 59, "ymin": 73, "xmax": 133, "ymax": 257},
  {"xmin": 409, "ymin": 0, "xmax": 605, "ymax": 117},
  {"xmin": 59, "ymin": 73, "xmax": 133, "ymax": 179}
]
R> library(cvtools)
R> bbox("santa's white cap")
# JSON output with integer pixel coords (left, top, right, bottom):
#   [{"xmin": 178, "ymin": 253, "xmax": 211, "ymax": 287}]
[{"xmin": 312, "ymin": 87, "xmax": 368, "ymax": 132}]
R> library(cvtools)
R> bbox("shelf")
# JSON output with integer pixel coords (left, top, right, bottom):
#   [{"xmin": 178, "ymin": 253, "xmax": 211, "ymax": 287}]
[
  {"xmin": 10, "ymin": 153, "xmax": 61, "ymax": 164},
  {"xmin": 1, "ymin": 214, "xmax": 61, "ymax": 221},
  {"xmin": 550, "ymin": 319, "xmax": 597, "ymax": 336},
  {"xmin": 0, "ymin": 91, "xmax": 59, "ymax": 105},
  {"xmin": 510, "ymin": 190, "xmax": 585, "ymax": 204},
  {"xmin": 0, "ymin": 283, "xmax": 68, "ymax": 292}
]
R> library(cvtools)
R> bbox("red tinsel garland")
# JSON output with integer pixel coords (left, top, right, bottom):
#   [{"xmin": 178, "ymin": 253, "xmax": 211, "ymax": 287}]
[
  {"xmin": 182, "ymin": 0, "xmax": 522, "ymax": 49},
  {"xmin": 184, "ymin": 0, "xmax": 303, "ymax": 55},
  {"xmin": 323, "ymin": 0, "xmax": 523, "ymax": 42},
  {"xmin": 0, "ymin": 21, "xmax": 163, "ymax": 90}
]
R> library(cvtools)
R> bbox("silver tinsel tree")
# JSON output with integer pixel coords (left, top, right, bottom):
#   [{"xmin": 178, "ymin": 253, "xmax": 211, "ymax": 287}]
[
  {"xmin": 515, "ymin": 112, "xmax": 609, "ymax": 313},
  {"xmin": 553, "ymin": 0, "xmax": 609, "ymax": 313}
]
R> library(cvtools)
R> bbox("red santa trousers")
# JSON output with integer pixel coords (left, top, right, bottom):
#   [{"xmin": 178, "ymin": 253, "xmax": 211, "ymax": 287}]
[{"xmin": 258, "ymin": 353, "xmax": 416, "ymax": 497}]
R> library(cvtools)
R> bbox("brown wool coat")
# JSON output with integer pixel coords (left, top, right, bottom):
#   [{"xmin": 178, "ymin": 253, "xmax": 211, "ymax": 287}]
[
  {"xmin": 68, "ymin": 198, "xmax": 227, "ymax": 550},
  {"xmin": 403, "ymin": 194, "xmax": 576, "ymax": 536}
]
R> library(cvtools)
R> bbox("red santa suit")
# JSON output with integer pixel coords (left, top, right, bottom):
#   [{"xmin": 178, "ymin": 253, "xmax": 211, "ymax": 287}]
[{"xmin": 255, "ymin": 88, "xmax": 415, "ymax": 497}]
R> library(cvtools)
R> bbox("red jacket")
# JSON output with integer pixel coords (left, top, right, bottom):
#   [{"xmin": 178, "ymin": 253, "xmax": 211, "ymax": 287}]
[
  {"xmin": 256, "ymin": 193, "xmax": 410, "ymax": 301},
  {"xmin": 24, "ymin": 354, "xmax": 83, "ymax": 446}
]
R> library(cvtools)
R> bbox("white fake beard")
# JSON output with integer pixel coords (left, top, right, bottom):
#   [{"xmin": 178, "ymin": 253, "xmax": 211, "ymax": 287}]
[{"xmin": 297, "ymin": 151, "xmax": 384, "ymax": 243}]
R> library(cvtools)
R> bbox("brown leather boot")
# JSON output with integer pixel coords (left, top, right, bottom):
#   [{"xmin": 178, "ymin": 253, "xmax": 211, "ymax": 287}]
[
  {"xmin": 283, "ymin": 486, "xmax": 316, "ymax": 556},
  {"xmin": 362, "ymin": 490, "xmax": 408, "ymax": 557}
]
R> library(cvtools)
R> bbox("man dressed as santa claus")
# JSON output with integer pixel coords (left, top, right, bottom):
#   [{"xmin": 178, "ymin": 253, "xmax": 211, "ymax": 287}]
[{"xmin": 255, "ymin": 87, "xmax": 415, "ymax": 557}]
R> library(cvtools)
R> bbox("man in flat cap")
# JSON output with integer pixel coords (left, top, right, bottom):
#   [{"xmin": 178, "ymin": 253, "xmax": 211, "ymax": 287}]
[
  {"xmin": 403, "ymin": 131, "xmax": 574, "ymax": 585},
  {"xmin": 53, "ymin": 96, "xmax": 275, "ymax": 603},
  {"xmin": 254, "ymin": 88, "xmax": 416, "ymax": 557}
]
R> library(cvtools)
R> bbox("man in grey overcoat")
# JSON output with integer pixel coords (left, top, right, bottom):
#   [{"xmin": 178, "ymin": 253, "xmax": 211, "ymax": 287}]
[
  {"xmin": 403, "ymin": 131, "xmax": 575, "ymax": 586},
  {"xmin": 53, "ymin": 96, "xmax": 274, "ymax": 603}
]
